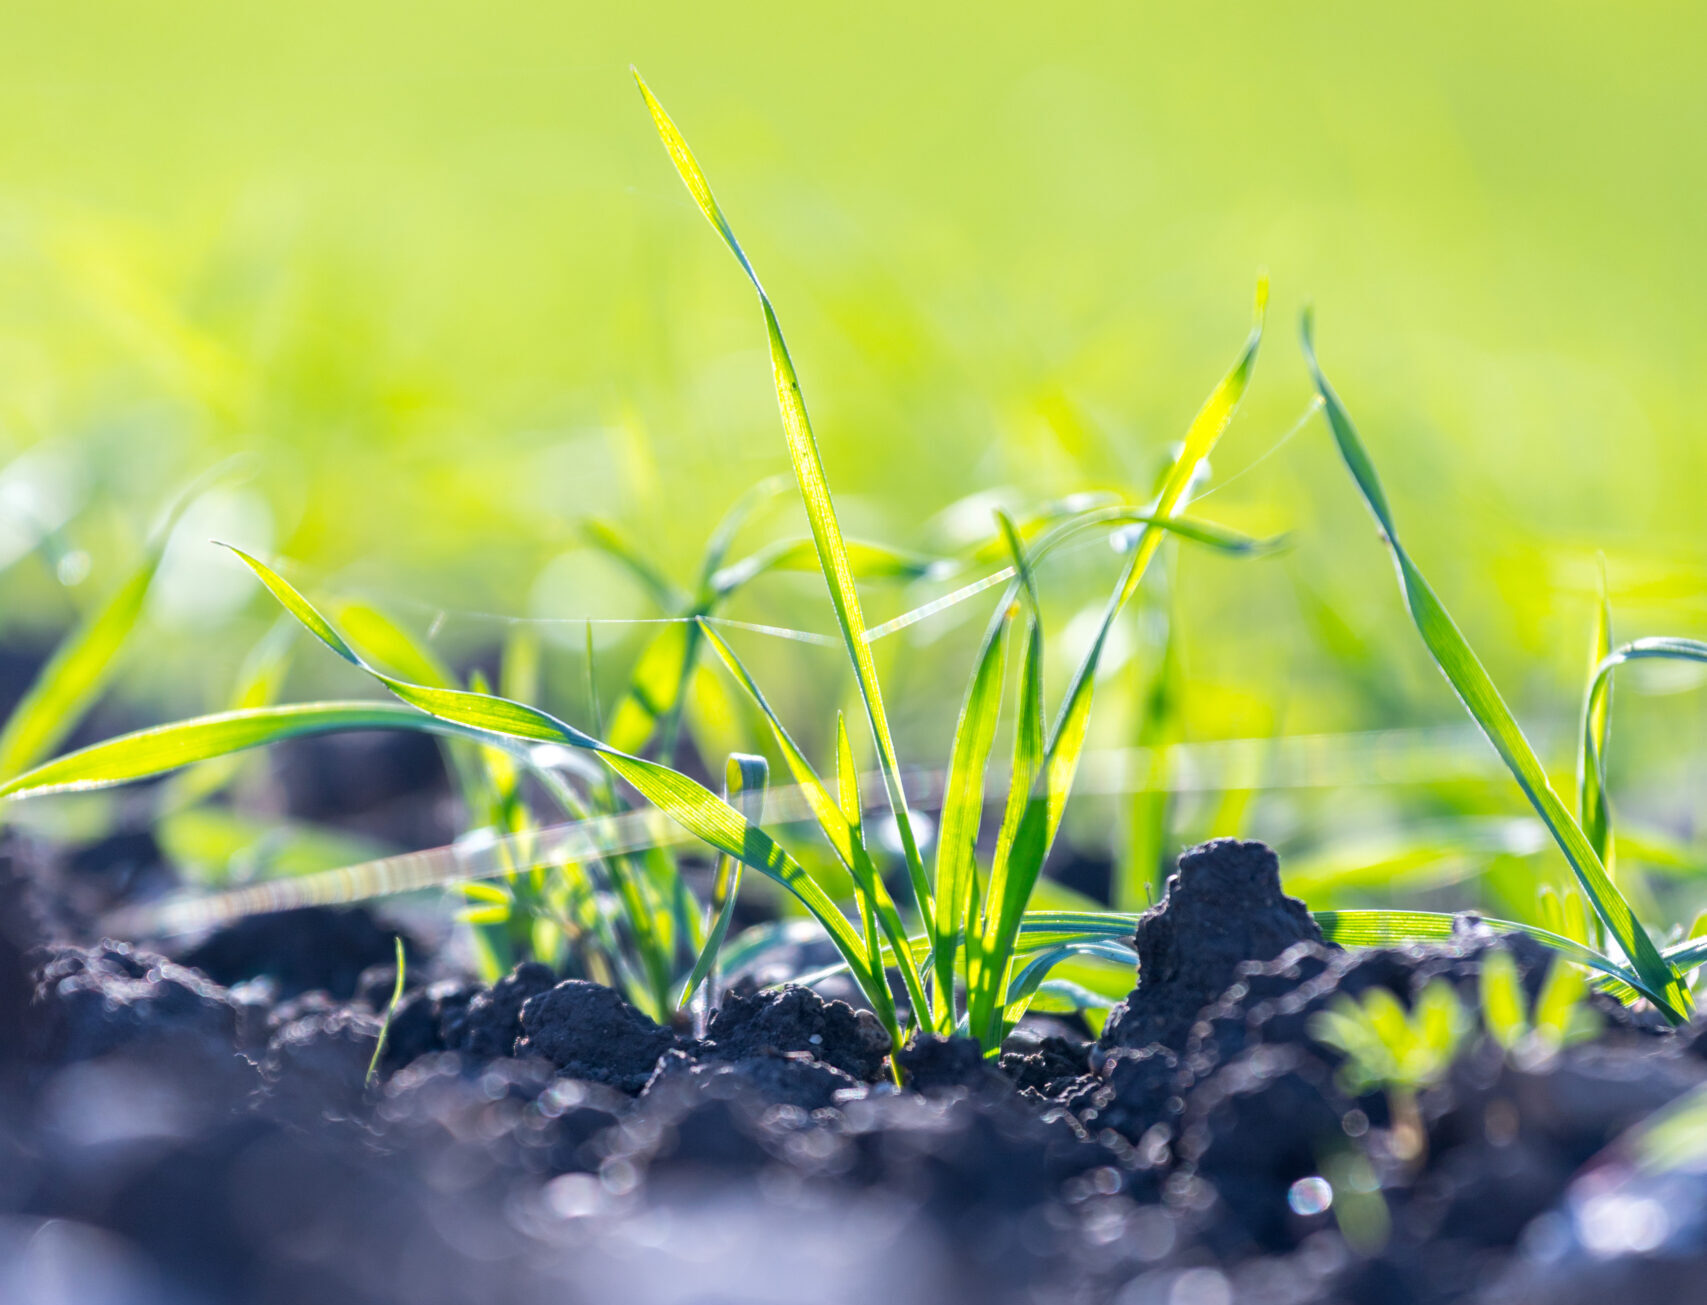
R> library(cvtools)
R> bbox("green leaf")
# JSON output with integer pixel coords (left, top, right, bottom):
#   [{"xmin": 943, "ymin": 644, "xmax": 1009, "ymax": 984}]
[
  {"xmin": 1577, "ymin": 556, "xmax": 1614, "ymax": 875},
  {"xmin": 0, "ymin": 553, "xmax": 154, "ymax": 780},
  {"xmin": 1478, "ymin": 947, "xmax": 1527, "ymax": 1049},
  {"xmin": 223, "ymin": 544, "xmax": 883, "ymax": 1001},
  {"xmin": 366, "ymin": 936, "xmax": 406, "ymax": 1087},
  {"xmin": 677, "ymin": 752, "xmax": 768, "ymax": 1010},
  {"xmin": 635, "ymin": 67, "xmax": 933, "ymax": 932},
  {"xmin": 968, "ymin": 613, "xmax": 1047, "ymax": 1046},
  {"xmin": 0, "ymin": 700, "xmax": 509, "ymax": 799},
  {"xmin": 1312, "ymin": 907, "xmax": 1658, "ymax": 1003},
  {"xmin": 696, "ymin": 618, "xmax": 924, "ymax": 1029},
  {"xmin": 928, "ymin": 586, "xmax": 1014, "ymax": 1030},
  {"xmin": 1302, "ymin": 312, "xmax": 1688, "ymax": 1022}
]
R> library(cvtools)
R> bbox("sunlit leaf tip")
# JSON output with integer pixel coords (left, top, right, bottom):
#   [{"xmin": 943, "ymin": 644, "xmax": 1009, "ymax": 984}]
[{"xmin": 219, "ymin": 543, "xmax": 360, "ymax": 666}]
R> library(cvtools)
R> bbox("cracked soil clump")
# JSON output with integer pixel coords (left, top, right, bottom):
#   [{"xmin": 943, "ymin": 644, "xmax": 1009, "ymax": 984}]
[{"xmin": 1101, "ymin": 839, "xmax": 1326, "ymax": 1053}]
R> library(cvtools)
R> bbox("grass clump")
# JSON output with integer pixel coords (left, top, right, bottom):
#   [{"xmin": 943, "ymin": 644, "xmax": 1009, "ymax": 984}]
[{"xmin": 3, "ymin": 75, "xmax": 1705, "ymax": 1080}]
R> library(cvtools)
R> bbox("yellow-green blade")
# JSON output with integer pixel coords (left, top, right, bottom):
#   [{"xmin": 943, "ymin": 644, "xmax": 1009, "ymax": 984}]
[
  {"xmin": 225, "ymin": 544, "xmax": 880, "ymax": 995},
  {"xmin": 0, "ymin": 701, "xmax": 495, "ymax": 799},
  {"xmin": 634, "ymin": 68, "xmax": 933, "ymax": 927},
  {"xmin": 1302, "ymin": 314, "xmax": 1687, "ymax": 1021}
]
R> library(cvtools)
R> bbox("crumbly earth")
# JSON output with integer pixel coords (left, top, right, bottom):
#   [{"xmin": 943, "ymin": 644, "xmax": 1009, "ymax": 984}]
[{"xmin": 6, "ymin": 837, "xmax": 1707, "ymax": 1304}]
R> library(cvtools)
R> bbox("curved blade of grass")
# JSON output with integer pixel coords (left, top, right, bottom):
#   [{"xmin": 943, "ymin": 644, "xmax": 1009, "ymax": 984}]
[
  {"xmin": 1038, "ymin": 284, "xmax": 1267, "ymax": 840},
  {"xmin": 635, "ymin": 69, "xmax": 932, "ymax": 925},
  {"xmin": 696, "ymin": 617, "xmax": 927, "ymax": 1026},
  {"xmin": 1311, "ymin": 908, "xmax": 1655, "ymax": 1001},
  {"xmin": 677, "ymin": 752, "xmax": 768, "ymax": 1010},
  {"xmin": 1581, "ymin": 635, "xmax": 1707, "ymax": 905},
  {"xmin": 0, "ymin": 700, "xmax": 520, "ymax": 799},
  {"xmin": 1001, "ymin": 940, "xmax": 1136, "ymax": 1028},
  {"xmin": 1302, "ymin": 312, "xmax": 1687, "ymax": 1022},
  {"xmin": 225, "ymin": 544, "xmax": 882, "ymax": 997},
  {"xmin": 365, "ymin": 936, "xmax": 406, "ymax": 1088}
]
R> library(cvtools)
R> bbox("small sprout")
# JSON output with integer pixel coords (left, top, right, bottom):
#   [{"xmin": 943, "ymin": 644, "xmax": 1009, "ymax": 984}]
[
  {"xmin": 366, "ymin": 937, "xmax": 407, "ymax": 1089},
  {"xmin": 1311, "ymin": 979, "xmax": 1469, "ymax": 1098}
]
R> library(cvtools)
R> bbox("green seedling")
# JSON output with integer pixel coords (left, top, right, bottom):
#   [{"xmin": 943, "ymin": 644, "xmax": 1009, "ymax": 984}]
[
  {"xmin": 366, "ymin": 935, "xmax": 406, "ymax": 1088},
  {"xmin": 1477, "ymin": 946, "xmax": 1600, "ymax": 1056},
  {"xmin": 1311, "ymin": 979, "xmax": 1471, "ymax": 1100},
  {"xmin": 1305, "ymin": 312, "xmax": 1707, "ymax": 1022},
  {"xmin": 633, "ymin": 68, "xmax": 1281, "ymax": 1054}
]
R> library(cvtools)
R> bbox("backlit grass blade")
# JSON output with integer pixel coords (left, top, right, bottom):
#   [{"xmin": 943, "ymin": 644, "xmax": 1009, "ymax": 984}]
[
  {"xmin": 968, "ymin": 605, "xmax": 1046, "ymax": 1046},
  {"xmin": 1311, "ymin": 907, "xmax": 1656, "ymax": 1002},
  {"xmin": 225, "ymin": 545, "xmax": 882, "ymax": 997},
  {"xmin": 929, "ymin": 586, "xmax": 1016, "ymax": 1030},
  {"xmin": 0, "ymin": 545, "xmax": 159, "ymax": 779},
  {"xmin": 1037, "ymin": 283, "xmax": 1268, "ymax": 847},
  {"xmin": 365, "ymin": 936, "xmax": 406, "ymax": 1087},
  {"xmin": 961, "ymin": 295, "xmax": 1268, "ymax": 1048},
  {"xmin": 1580, "ymin": 635, "xmax": 1707, "ymax": 900},
  {"xmin": 678, "ymin": 752, "xmax": 768, "ymax": 1011},
  {"xmin": 0, "ymin": 701, "xmax": 514, "ymax": 799},
  {"xmin": 1302, "ymin": 312, "xmax": 1688, "ymax": 1022},
  {"xmin": 696, "ymin": 618, "xmax": 928, "ymax": 1026},
  {"xmin": 635, "ymin": 69, "xmax": 932, "ymax": 924},
  {"xmin": 1577, "ymin": 557, "xmax": 1614, "ymax": 872}
]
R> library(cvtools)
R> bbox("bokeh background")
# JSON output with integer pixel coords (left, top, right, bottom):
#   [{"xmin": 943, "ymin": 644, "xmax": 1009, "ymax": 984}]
[{"xmin": 1, "ymin": 1, "xmax": 1703, "ymax": 921}]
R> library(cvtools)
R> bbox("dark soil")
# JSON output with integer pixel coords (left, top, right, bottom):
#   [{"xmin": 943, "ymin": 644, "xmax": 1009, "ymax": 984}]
[{"xmin": 7, "ymin": 835, "xmax": 1707, "ymax": 1303}]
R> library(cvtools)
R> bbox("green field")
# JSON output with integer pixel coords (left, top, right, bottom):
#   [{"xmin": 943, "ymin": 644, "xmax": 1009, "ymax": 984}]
[{"xmin": 2, "ymin": 1, "xmax": 1704, "ymax": 931}]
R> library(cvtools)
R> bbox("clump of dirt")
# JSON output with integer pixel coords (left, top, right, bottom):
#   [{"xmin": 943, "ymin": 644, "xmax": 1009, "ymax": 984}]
[
  {"xmin": 442, "ymin": 960, "xmax": 555, "ymax": 1059},
  {"xmin": 12, "ymin": 836, "xmax": 1707, "ymax": 1305},
  {"xmin": 703, "ymin": 983, "xmax": 891, "ymax": 1079},
  {"xmin": 516, "ymin": 978, "xmax": 682, "ymax": 1092},
  {"xmin": 1102, "ymin": 838, "xmax": 1325, "ymax": 1052}
]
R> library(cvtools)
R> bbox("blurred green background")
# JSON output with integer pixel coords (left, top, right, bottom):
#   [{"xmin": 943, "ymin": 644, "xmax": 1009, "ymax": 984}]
[{"xmin": 1, "ymin": 1, "xmax": 1703, "ymax": 917}]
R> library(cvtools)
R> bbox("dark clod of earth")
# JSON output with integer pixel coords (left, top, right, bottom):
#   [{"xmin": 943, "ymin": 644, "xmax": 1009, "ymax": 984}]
[{"xmin": 7, "ymin": 836, "xmax": 1707, "ymax": 1303}]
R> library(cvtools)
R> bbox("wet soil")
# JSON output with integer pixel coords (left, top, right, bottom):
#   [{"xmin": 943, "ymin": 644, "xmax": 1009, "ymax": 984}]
[{"xmin": 7, "ymin": 837, "xmax": 1707, "ymax": 1304}]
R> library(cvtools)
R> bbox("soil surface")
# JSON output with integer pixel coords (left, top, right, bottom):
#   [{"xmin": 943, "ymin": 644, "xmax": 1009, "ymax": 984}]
[{"xmin": 7, "ymin": 836, "xmax": 1707, "ymax": 1304}]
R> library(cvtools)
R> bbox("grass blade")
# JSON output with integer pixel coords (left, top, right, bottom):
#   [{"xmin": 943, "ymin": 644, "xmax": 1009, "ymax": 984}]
[
  {"xmin": 635, "ymin": 68, "xmax": 933, "ymax": 926},
  {"xmin": 677, "ymin": 752, "xmax": 768, "ymax": 1011},
  {"xmin": 224, "ymin": 544, "xmax": 882, "ymax": 998},
  {"xmin": 0, "ymin": 547, "xmax": 158, "ymax": 779},
  {"xmin": 365, "ymin": 936, "xmax": 406, "ymax": 1087},
  {"xmin": 1301, "ymin": 312, "xmax": 1688, "ymax": 1021},
  {"xmin": 928, "ymin": 588, "xmax": 1015, "ymax": 1029},
  {"xmin": 1577, "ymin": 556, "xmax": 1614, "ymax": 872},
  {"xmin": 0, "ymin": 701, "xmax": 511, "ymax": 799},
  {"xmin": 697, "ymin": 618, "xmax": 926, "ymax": 1029}
]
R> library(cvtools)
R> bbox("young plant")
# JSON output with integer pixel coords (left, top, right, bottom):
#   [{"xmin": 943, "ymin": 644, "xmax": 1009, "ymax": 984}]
[
  {"xmin": 1302, "ymin": 312, "xmax": 1705, "ymax": 1022},
  {"xmin": 632, "ymin": 70, "xmax": 1279, "ymax": 1053}
]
